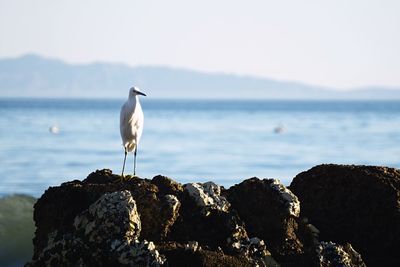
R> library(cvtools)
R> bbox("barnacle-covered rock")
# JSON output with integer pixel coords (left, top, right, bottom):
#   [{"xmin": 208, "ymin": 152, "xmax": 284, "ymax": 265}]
[
  {"xmin": 74, "ymin": 190, "xmax": 141, "ymax": 245},
  {"xmin": 170, "ymin": 182, "xmax": 248, "ymax": 252},
  {"xmin": 27, "ymin": 167, "xmax": 375, "ymax": 266},
  {"xmin": 316, "ymin": 242, "xmax": 366, "ymax": 267},
  {"xmin": 227, "ymin": 178, "xmax": 309, "ymax": 265},
  {"xmin": 184, "ymin": 182, "xmax": 231, "ymax": 215},
  {"xmin": 114, "ymin": 239, "xmax": 166, "ymax": 267},
  {"xmin": 270, "ymin": 179, "xmax": 300, "ymax": 217},
  {"xmin": 26, "ymin": 190, "xmax": 166, "ymax": 267}
]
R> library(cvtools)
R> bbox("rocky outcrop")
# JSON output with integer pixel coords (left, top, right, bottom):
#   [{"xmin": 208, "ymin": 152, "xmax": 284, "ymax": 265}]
[
  {"xmin": 27, "ymin": 170, "xmax": 278, "ymax": 266},
  {"xmin": 290, "ymin": 164, "xmax": 400, "ymax": 267},
  {"xmin": 26, "ymin": 167, "xmax": 373, "ymax": 267},
  {"xmin": 227, "ymin": 178, "xmax": 308, "ymax": 266},
  {"xmin": 27, "ymin": 190, "xmax": 165, "ymax": 267}
]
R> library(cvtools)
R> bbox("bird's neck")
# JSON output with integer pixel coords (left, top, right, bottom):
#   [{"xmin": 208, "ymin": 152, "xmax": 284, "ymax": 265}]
[
  {"xmin": 128, "ymin": 96, "xmax": 141, "ymax": 110},
  {"xmin": 129, "ymin": 95, "xmax": 139, "ymax": 102}
]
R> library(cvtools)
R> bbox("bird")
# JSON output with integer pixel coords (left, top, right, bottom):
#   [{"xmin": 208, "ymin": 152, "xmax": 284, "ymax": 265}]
[
  {"xmin": 273, "ymin": 124, "xmax": 285, "ymax": 134},
  {"xmin": 120, "ymin": 86, "xmax": 146, "ymax": 178},
  {"xmin": 49, "ymin": 125, "xmax": 60, "ymax": 134}
]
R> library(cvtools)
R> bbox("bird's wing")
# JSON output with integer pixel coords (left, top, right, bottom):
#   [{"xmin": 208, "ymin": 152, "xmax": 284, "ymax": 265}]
[
  {"xmin": 120, "ymin": 102, "xmax": 142, "ymax": 150},
  {"xmin": 120, "ymin": 103, "xmax": 133, "ymax": 141}
]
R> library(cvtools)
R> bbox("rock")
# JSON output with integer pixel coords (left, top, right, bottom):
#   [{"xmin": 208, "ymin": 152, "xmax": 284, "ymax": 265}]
[
  {"xmin": 27, "ymin": 167, "xmax": 375, "ymax": 266},
  {"xmin": 158, "ymin": 242, "xmax": 256, "ymax": 267},
  {"xmin": 159, "ymin": 194, "xmax": 181, "ymax": 240},
  {"xmin": 27, "ymin": 169, "xmax": 280, "ymax": 266},
  {"xmin": 73, "ymin": 190, "xmax": 141, "ymax": 246},
  {"xmin": 31, "ymin": 169, "xmax": 177, "ymax": 257},
  {"xmin": 269, "ymin": 179, "xmax": 300, "ymax": 217},
  {"xmin": 176, "ymin": 180, "xmax": 278, "ymax": 267},
  {"xmin": 27, "ymin": 190, "xmax": 166, "ymax": 267},
  {"xmin": 184, "ymin": 182, "xmax": 231, "ymax": 215},
  {"xmin": 184, "ymin": 241, "xmax": 200, "ymax": 252},
  {"xmin": 115, "ymin": 240, "xmax": 166, "ymax": 267},
  {"xmin": 156, "ymin": 241, "xmax": 280, "ymax": 267},
  {"xmin": 233, "ymin": 237, "xmax": 280, "ymax": 267},
  {"xmin": 290, "ymin": 164, "xmax": 400, "ymax": 266},
  {"xmin": 227, "ymin": 178, "xmax": 310, "ymax": 265},
  {"xmin": 171, "ymin": 182, "xmax": 249, "ymax": 252},
  {"xmin": 315, "ymin": 242, "xmax": 366, "ymax": 267},
  {"xmin": 151, "ymin": 175, "xmax": 183, "ymax": 197}
]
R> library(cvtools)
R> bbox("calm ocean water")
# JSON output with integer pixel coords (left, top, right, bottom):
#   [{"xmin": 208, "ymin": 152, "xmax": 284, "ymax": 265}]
[{"xmin": 1, "ymin": 98, "xmax": 400, "ymax": 197}]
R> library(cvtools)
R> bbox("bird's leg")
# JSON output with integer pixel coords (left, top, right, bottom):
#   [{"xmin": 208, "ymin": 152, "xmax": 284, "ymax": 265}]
[
  {"xmin": 133, "ymin": 146, "xmax": 137, "ymax": 176},
  {"xmin": 121, "ymin": 148, "xmax": 127, "ymax": 178},
  {"xmin": 114, "ymin": 148, "xmax": 128, "ymax": 183}
]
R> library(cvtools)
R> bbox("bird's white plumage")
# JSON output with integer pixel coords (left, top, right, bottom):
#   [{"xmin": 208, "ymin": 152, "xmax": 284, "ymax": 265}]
[
  {"xmin": 120, "ymin": 87, "xmax": 145, "ymax": 152},
  {"xmin": 119, "ymin": 86, "xmax": 146, "ymax": 176},
  {"xmin": 120, "ymin": 99, "xmax": 144, "ymax": 151}
]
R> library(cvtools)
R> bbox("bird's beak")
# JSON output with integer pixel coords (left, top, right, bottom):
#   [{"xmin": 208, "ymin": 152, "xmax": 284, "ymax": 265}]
[{"xmin": 137, "ymin": 91, "xmax": 146, "ymax": 96}]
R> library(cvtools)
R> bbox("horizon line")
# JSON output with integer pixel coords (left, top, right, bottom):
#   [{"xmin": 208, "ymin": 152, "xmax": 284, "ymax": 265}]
[{"xmin": 3, "ymin": 53, "xmax": 400, "ymax": 92}]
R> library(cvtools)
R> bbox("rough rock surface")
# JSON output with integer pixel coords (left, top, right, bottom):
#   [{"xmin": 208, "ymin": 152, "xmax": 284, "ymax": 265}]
[
  {"xmin": 27, "ymin": 170, "xmax": 280, "ymax": 266},
  {"xmin": 290, "ymin": 164, "xmax": 400, "ymax": 267},
  {"xmin": 73, "ymin": 190, "xmax": 141, "ymax": 245},
  {"xmin": 184, "ymin": 182, "xmax": 231, "ymax": 214},
  {"xmin": 315, "ymin": 242, "xmax": 366, "ymax": 267},
  {"xmin": 27, "ymin": 190, "xmax": 165, "ymax": 267},
  {"xmin": 227, "ymin": 178, "xmax": 311, "ymax": 266},
  {"xmin": 26, "ymin": 168, "xmax": 372, "ymax": 267},
  {"xmin": 176, "ymin": 181, "xmax": 276, "ymax": 266}
]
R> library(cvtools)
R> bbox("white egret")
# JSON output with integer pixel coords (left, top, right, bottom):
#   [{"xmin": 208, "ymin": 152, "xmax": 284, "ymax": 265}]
[{"xmin": 120, "ymin": 86, "xmax": 146, "ymax": 177}]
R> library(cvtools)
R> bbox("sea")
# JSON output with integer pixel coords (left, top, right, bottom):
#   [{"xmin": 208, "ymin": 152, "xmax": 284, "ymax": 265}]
[{"xmin": 1, "ymin": 98, "xmax": 400, "ymax": 266}]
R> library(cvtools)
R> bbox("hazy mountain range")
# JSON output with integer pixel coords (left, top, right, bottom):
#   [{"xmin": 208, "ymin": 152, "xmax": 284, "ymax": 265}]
[{"xmin": 0, "ymin": 54, "xmax": 399, "ymax": 100}]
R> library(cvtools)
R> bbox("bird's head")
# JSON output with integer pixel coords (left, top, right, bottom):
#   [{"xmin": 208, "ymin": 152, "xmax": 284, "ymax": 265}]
[{"xmin": 129, "ymin": 86, "xmax": 147, "ymax": 99}]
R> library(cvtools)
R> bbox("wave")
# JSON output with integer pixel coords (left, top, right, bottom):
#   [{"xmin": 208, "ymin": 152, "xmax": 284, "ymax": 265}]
[{"xmin": 0, "ymin": 194, "xmax": 36, "ymax": 267}]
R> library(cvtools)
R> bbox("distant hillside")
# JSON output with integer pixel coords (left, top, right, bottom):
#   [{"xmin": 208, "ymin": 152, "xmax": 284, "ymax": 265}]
[{"xmin": 0, "ymin": 54, "xmax": 399, "ymax": 99}]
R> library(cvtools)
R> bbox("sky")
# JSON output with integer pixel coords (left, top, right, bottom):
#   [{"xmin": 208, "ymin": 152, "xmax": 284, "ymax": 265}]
[{"xmin": 0, "ymin": 0, "xmax": 399, "ymax": 90}]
